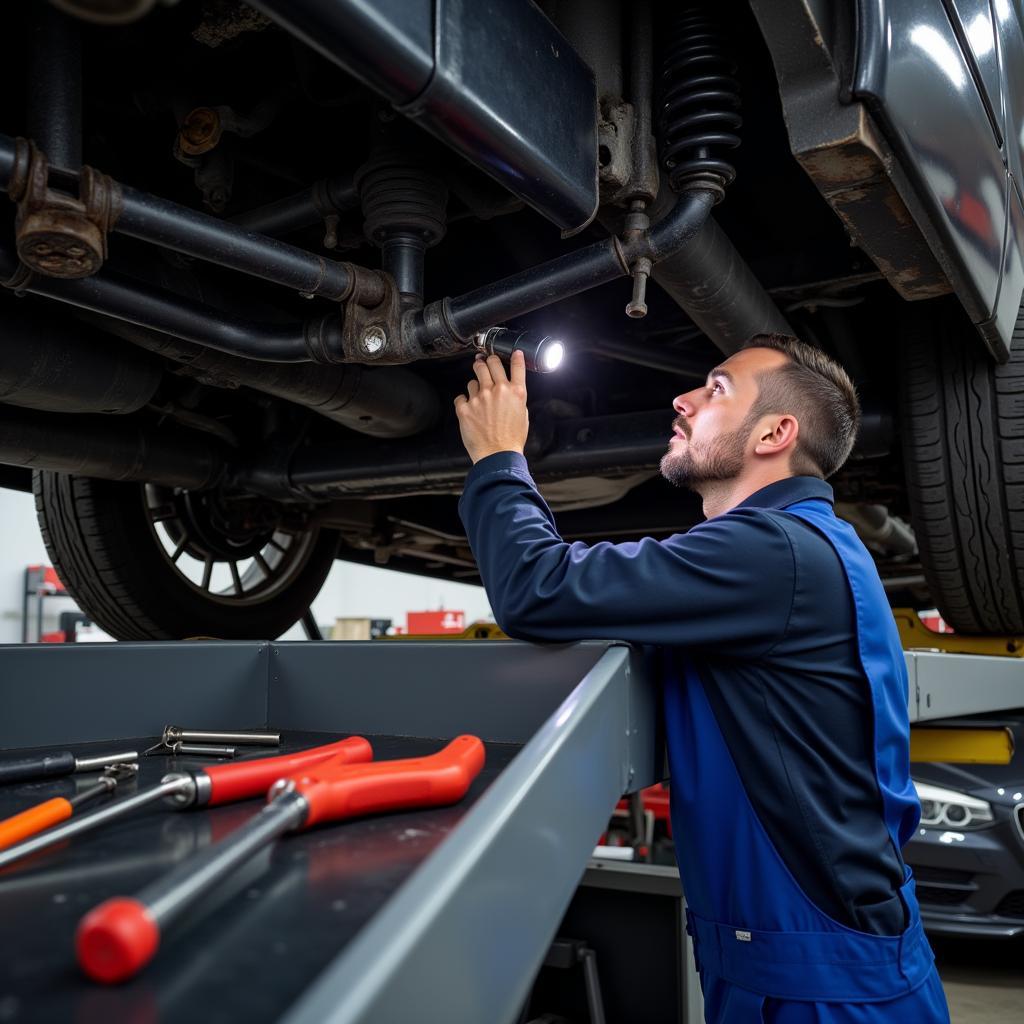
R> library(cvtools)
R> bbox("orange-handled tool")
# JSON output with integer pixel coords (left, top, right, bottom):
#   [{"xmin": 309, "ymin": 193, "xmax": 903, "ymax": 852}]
[
  {"xmin": 0, "ymin": 764, "xmax": 138, "ymax": 851},
  {"xmin": 0, "ymin": 736, "xmax": 372, "ymax": 872},
  {"xmin": 0, "ymin": 798, "xmax": 72, "ymax": 851},
  {"xmin": 76, "ymin": 736, "xmax": 486, "ymax": 983}
]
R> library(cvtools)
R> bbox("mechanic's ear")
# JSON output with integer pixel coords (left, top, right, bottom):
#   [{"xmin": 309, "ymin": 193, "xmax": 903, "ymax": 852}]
[{"xmin": 753, "ymin": 414, "xmax": 799, "ymax": 459}]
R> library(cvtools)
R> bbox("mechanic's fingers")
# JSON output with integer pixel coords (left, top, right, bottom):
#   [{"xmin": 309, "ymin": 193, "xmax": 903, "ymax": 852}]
[
  {"xmin": 472, "ymin": 357, "xmax": 495, "ymax": 388},
  {"xmin": 486, "ymin": 353, "xmax": 509, "ymax": 384},
  {"xmin": 509, "ymin": 349, "xmax": 527, "ymax": 388},
  {"xmin": 467, "ymin": 380, "xmax": 480, "ymax": 398}
]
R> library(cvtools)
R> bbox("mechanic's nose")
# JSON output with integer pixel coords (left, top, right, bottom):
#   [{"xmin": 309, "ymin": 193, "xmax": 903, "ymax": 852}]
[{"xmin": 672, "ymin": 390, "xmax": 698, "ymax": 416}]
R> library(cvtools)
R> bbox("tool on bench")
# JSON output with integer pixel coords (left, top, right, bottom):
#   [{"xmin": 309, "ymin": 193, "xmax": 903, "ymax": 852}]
[
  {"xmin": 76, "ymin": 735, "xmax": 486, "ymax": 983},
  {"xmin": 0, "ymin": 736, "xmax": 372, "ymax": 871},
  {"xmin": 0, "ymin": 748, "xmax": 139, "ymax": 785},
  {"xmin": 143, "ymin": 727, "xmax": 280, "ymax": 756},
  {"xmin": 166, "ymin": 742, "xmax": 237, "ymax": 759},
  {"xmin": 0, "ymin": 764, "xmax": 139, "ymax": 851}
]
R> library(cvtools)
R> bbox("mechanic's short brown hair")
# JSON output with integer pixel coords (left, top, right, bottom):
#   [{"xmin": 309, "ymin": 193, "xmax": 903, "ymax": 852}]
[{"xmin": 743, "ymin": 333, "xmax": 860, "ymax": 479}]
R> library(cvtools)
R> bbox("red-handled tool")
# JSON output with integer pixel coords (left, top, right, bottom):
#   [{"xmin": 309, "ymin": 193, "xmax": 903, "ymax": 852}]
[
  {"xmin": 0, "ymin": 736, "xmax": 372, "ymax": 871},
  {"xmin": 199, "ymin": 738, "xmax": 371, "ymax": 806},
  {"xmin": 76, "ymin": 735, "xmax": 486, "ymax": 983}
]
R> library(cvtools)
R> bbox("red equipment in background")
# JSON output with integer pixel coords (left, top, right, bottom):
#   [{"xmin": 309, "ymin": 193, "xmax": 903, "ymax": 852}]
[
  {"xmin": 23, "ymin": 565, "xmax": 70, "ymax": 642},
  {"xmin": 598, "ymin": 784, "xmax": 673, "ymax": 863},
  {"xmin": 405, "ymin": 610, "xmax": 465, "ymax": 634}
]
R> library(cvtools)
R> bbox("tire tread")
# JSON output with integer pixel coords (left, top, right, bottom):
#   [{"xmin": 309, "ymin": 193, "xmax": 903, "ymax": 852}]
[{"xmin": 900, "ymin": 306, "xmax": 1024, "ymax": 633}]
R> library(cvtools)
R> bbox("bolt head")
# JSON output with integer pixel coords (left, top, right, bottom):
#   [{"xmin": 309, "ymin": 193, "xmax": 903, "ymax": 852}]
[
  {"xmin": 361, "ymin": 326, "xmax": 387, "ymax": 355},
  {"xmin": 179, "ymin": 107, "xmax": 223, "ymax": 155}
]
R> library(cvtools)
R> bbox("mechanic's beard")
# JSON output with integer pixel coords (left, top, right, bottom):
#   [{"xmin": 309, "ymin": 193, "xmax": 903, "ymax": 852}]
[{"xmin": 660, "ymin": 422, "xmax": 748, "ymax": 490}]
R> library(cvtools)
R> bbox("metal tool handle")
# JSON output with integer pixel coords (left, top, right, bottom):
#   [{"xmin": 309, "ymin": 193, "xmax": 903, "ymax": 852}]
[
  {"xmin": 74, "ymin": 751, "xmax": 138, "ymax": 772},
  {"xmin": 163, "ymin": 727, "xmax": 280, "ymax": 747},
  {"xmin": 292, "ymin": 735, "xmax": 485, "ymax": 830},
  {"xmin": 202, "ymin": 735, "xmax": 373, "ymax": 807},
  {"xmin": 76, "ymin": 790, "xmax": 309, "ymax": 983},
  {"xmin": 170, "ymin": 742, "xmax": 236, "ymax": 758},
  {"xmin": 0, "ymin": 750, "xmax": 75, "ymax": 784}
]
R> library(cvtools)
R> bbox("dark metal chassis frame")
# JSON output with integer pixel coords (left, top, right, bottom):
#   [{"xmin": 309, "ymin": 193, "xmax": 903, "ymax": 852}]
[
  {"xmin": 0, "ymin": 638, "xmax": 665, "ymax": 1024},
  {"xmin": 0, "ymin": 0, "xmax": 802, "ymax": 501}
]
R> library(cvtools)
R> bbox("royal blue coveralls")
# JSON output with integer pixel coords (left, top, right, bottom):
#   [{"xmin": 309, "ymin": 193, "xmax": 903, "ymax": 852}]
[{"xmin": 459, "ymin": 455, "xmax": 950, "ymax": 1023}]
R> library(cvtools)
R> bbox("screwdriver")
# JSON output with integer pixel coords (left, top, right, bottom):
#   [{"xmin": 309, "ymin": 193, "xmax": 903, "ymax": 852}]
[
  {"xmin": 0, "ymin": 735, "xmax": 372, "ymax": 872},
  {"xmin": 0, "ymin": 764, "xmax": 139, "ymax": 851},
  {"xmin": 76, "ymin": 735, "xmax": 486, "ymax": 983},
  {"xmin": 0, "ymin": 749, "xmax": 139, "ymax": 785}
]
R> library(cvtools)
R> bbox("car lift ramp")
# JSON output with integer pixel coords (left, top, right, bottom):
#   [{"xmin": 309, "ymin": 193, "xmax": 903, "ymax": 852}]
[
  {"xmin": 908, "ymin": 648, "xmax": 1024, "ymax": 722},
  {"xmin": 1, "ymin": 638, "xmax": 1020, "ymax": 1023},
  {"xmin": 0, "ymin": 639, "xmax": 662, "ymax": 1024}
]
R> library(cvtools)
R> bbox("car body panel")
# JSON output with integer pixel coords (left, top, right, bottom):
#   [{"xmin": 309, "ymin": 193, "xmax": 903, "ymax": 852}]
[
  {"xmin": 253, "ymin": 0, "xmax": 600, "ymax": 235},
  {"xmin": 854, "ymin": 0, "xmax": 1015, "ymax": 357},
  {"xmin": 946, "ymin": 0, "xmax": 1005, "ymax": 144}
]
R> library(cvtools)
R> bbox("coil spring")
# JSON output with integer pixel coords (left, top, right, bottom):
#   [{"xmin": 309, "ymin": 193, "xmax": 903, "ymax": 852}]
[{"xmin": 658, "ymin": 8, "xmax": 741, "ymax": 192}]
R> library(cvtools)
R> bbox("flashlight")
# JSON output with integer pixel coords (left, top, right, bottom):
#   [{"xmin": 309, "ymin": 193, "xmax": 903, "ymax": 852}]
[{"xmin": 474, "ymin": 327, "xmax": 565, "ymax": 373}]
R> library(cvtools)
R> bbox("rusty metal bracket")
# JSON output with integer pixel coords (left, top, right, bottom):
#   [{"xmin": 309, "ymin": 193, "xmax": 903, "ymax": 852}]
[
  {"xmin": 7, "ymin": 138, "xmax": 121, "ymax": 279},
  {"xmin": 339, "ymin": 269, "xmax": 405, "ymax": 363}
]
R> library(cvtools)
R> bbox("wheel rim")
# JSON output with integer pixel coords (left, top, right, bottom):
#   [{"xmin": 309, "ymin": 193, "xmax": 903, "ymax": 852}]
[{"xmin": 143, "ymin": 485, "xmax": 320, "ymax": 607}]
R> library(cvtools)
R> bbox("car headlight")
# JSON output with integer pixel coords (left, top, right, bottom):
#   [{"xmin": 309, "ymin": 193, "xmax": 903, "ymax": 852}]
[{"xmin": 914, "ymin": 781, "xmax": 994, "ymax": 829}]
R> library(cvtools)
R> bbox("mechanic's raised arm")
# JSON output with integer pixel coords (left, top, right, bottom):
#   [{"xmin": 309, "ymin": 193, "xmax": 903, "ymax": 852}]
[{"xmin": 454, "ymin": 353, "xmax": 793, "ymax": 651}]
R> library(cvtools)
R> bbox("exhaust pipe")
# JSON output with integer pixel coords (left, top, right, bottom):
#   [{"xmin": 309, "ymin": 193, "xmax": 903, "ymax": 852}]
[
  {"xmin": 95, "ymin": 318, "xmax": 441, "ymax": 440},
  {"xmin": 0, "ymin": 301, "xmax": 161, "ymax": 415},
  {"xmin": 0, "ymin": 404, "xmax": 222, "ymax": 490},
  {"xmin": 599, "ymin": 191, "xmax": 792, "ymax": 357},
  {"xmin": 236, "ymin": 410, "xmax": 672, "ymax": 500},
  {"xmin": 0, "ymin": 249, "xmax": 441, "ymax": 439}
]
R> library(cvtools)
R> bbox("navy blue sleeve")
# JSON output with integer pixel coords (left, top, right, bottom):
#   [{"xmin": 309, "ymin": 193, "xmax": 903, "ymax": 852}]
[{"xmin": 458, "ymin": 452, "xmax": 795, "ymax": 654}]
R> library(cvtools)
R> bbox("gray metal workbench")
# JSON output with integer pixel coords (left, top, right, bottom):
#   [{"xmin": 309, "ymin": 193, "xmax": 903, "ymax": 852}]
[{"xmin": 0, "ymin": 639, "xmax": 667, "ymax": 1024}]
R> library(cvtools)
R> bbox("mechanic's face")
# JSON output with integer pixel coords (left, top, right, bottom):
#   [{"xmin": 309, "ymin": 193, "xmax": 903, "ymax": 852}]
[{"xmin": 661, "ymin": 347, "xmax": 788, "ymax": 489}]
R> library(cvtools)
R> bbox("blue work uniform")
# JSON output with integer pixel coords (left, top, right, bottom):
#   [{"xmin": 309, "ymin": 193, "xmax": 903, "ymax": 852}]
[{"xmin": 459, "ymin": 455, "xmax": 950, "ymax": 1023}]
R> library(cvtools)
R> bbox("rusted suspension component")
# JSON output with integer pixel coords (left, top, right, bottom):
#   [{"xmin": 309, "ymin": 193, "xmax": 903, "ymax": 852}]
[
  {"xmin": 6, "ymin": 140, "xmax": 120, "ymax": 279},
  {"xmin": 176, "ymin": 107, "xmax": 223, "ymax": 157},
  {"xmin": 0, "ymin": 134, "xmax": 361, "ymax": 302},
  {"xmin": 340, "ymin": 272, "xmax": 403, "ymax": 363}
]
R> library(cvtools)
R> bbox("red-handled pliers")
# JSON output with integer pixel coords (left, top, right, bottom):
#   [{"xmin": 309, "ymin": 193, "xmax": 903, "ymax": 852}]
[
  {"xmin": 0, "ymin": 736, "xmax": 373, "ymax": 872},
  {"xmin": 76, "ymin": 735, "xmax": 486, "ymax": 983}
]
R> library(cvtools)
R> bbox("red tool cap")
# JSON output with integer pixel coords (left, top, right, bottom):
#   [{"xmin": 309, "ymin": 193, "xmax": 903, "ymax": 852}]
[{"xmin": 76, "ymin": 897, "xmax": 160, "ymax": 983}]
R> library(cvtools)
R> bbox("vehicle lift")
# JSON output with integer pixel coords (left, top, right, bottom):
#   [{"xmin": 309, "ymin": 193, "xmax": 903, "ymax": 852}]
[{"xmin": 0, "ymin": 614, "xmax": 1019, "ymax": 1024}]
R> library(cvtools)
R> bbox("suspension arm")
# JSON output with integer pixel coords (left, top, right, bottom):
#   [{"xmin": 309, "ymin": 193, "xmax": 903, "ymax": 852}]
[{"xmin": 0, "ymin": 134, "xmax": 377, "ymax": 303}]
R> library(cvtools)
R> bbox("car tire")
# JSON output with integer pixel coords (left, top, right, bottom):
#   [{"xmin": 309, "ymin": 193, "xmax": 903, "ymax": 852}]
[
  {"xmin": 33, "ymin": 471, "xmax": 339, "ymax": 640},
  {"xmin": 900, "ymin": 303, "xmax": 1024, "ymax": 633}
]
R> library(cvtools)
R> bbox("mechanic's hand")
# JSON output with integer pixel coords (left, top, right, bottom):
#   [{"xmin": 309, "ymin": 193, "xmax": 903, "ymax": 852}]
[{"xmin": 454, "ymin": 350, "xmax": 529, "ymax": 464}]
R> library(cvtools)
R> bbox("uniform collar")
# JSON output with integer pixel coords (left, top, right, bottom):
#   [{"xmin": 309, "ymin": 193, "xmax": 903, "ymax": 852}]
[{"xmin": 733, "ymin": 476, "xmax": 834, "ymax": 511}]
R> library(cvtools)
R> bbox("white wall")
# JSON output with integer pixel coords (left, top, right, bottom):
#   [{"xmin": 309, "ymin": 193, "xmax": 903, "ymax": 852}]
[
  {"xmin": 278, "ymin": 561, "xmax": 493, "ymax": 640},
  {"xmin": 0, "ymin": 488, "xmax": 78, "ymax": 643},
  {"xmin": 0, "ymin": 488, "xmax": 491, "ymax": 642}
]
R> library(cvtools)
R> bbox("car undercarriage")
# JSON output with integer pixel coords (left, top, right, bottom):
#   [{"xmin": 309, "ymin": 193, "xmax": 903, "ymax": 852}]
[{"xmin": 2, "ymin": 0, "xmax": 1022, "ymax": 640}]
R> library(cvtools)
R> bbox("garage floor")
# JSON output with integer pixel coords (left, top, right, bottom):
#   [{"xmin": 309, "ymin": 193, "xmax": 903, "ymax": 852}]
[{"xmin": 935, "ymin": 937, "xmax": 1023, "ymax": 1022}]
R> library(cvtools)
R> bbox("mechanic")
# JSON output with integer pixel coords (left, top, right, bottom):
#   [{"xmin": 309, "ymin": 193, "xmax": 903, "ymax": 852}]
[{"xmin": 454, "ymin": 335, "xmax": 951, "ymax": 1023}]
